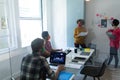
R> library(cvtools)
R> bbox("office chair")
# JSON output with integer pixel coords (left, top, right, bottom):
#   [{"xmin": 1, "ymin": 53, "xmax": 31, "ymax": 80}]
[{"xmin": 80, "ymin": 59, "xmax": 107, "ymax": 80}]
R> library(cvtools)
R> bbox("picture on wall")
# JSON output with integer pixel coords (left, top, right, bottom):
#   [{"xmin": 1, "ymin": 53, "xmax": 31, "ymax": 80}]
[{"xmin": 101, "ymin": 19, "xmax": 107, "ymax": 28}]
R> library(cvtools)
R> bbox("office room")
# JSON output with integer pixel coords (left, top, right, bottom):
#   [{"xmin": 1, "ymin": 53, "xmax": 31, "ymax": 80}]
[{"xmin": 0, "ymin": 0, "xmax": 120, "ymax": 80}]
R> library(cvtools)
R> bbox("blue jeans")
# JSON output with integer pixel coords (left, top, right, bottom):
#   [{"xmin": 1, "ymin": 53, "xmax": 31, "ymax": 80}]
[{"xmin": 108, "ymin": 47, "xmax": 119, "ymax": 68}]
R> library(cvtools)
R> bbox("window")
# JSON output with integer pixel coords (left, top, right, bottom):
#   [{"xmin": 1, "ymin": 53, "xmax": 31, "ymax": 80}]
[
  {"xmin": 0, "ymin": 0, "xmax": 17, "ymax": 54},
  {"xmin": 19, "ymin": 0, "xmax": 43, "ymax": 47}
]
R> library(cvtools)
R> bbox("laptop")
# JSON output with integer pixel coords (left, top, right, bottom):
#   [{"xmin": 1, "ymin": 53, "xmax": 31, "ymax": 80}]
[{"xmin": 49, "ymin": 51, "xmax": 66, "ymax": 66}]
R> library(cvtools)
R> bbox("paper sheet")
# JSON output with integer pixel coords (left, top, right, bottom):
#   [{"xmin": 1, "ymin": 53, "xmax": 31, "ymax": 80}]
[{"xmin": 78, "ymin": 32, "xmax": 88, "ymax": 36}]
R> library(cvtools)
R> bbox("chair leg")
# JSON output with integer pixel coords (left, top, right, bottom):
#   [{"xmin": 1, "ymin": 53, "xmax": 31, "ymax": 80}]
[
  {"xmin": 83, "ymin": 75, "xmax": 87, "ymax": 80},
  {"xmin": 93, "ymin": 77, "xmax": 96, "ymax": 80},
  {"xmin": 97, "ymin": 77, "xmax": 100, "ymax": 80}
]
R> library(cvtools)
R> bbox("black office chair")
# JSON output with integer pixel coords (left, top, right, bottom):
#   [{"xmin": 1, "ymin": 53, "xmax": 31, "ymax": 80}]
[{"xmin": 80, "ymin": 59, "xmax": 107, "ymax": 80}]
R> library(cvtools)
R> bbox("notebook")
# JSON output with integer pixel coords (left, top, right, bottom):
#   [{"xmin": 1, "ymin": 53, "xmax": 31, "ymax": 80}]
[
  {"xmin": 50, "ymin": 51, "xmax": 66, "ymax": 66},
  {"xmin": 58, "ymin": 71, "xmax": 75, "ymax": 80}
]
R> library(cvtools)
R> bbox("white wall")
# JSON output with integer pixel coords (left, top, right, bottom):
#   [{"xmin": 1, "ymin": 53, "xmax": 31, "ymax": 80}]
[
  {"xmin": 85, "ymin": 0, "xmax": 120, "ymax": 64},
  {"xmin": 67, "ymin": 0, "xmax": 84, "ymax": 47},
  {"xmin": 46, "ymin": 0, "xmax": 67, "ymax": 49},
  {"xmin": 46, "ymin": 0, "xmax": 84, "ymax": 49},
  {"xmin": 52, "ymin": 0, "xmax": 67, "ymax": 49},
  {"xmin": 0, "ymin": 48, "xmax": 30, "ymax": 80}
]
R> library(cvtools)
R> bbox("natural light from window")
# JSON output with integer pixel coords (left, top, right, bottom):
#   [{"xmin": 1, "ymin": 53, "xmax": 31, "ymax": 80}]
[
  {"xmin": 19, "ymin": 0, "xmax": 42, "ymax": 47},
  {"xmin": 20, "ymin": 20, "xmax": 42, "ymax": 47}
]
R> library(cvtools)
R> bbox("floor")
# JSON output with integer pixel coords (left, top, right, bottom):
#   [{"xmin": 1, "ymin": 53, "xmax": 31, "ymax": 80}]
[
  {"xmin": 15, "ymin": 66, "xmax": 120, "ymax": 80},
  {"xmin": 102, "ymin": 67, "xmax": 120, "ymax": 80},
  {"xmin": 79, "ymin": 67, "xmax": 120, "ymax": 80}
]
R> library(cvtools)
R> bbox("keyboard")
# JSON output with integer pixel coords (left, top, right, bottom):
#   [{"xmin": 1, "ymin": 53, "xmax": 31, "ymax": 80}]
[
  {"xmin": 49, "ymin": 63, "xmax": 58, "ymax": 66},
  {"xmin": 74, "ymin": 57, "xmax": 86, "ymax": 61}
]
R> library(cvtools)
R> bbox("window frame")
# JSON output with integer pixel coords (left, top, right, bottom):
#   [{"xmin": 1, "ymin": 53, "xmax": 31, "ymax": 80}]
[
  {"xmin": 0, "ymin": 0, "xmax": 46, "ymax": 54},
  {"xmin": 18, "ymin": 0, "xmax": 44, "ymax": 47},
  {"xmin": 0, "ymin": 0, "xmax": 18, "ymax": 54}
]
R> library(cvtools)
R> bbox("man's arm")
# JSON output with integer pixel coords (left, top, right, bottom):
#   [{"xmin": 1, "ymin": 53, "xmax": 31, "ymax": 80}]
[
  {"xmin": 53, "ymin": 65, "xmax": 65, "ymax": 80},
  {"xmin": 42, "ymin": 58, "xmax": 65, "ymax": 80}
]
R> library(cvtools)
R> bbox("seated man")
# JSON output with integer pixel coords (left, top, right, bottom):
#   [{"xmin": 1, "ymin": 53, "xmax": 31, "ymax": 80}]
[
  {"xmin": 20, "ymin": 38, "xmax": 65, "ymax": 80},
  {"xmin": 42, "ymin": 31, "xmax": 62, "ymax": 57}
]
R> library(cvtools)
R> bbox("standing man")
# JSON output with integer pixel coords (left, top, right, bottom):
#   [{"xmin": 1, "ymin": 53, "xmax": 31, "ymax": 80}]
[{"xmin": 74, "ymin": 19, "xmax": 87, "ymax": 48}]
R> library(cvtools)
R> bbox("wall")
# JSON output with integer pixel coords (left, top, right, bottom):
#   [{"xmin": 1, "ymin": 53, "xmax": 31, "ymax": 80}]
[
  {"xmin": 0, "ymin": 48, "xmax": 30, "ymax": 80},
  {"xmin": 85, "ymin": 0, "xmax": 120, "ymax": 64},
  {"xmin": 67, "ymin": 0, "xmax": 84, "ymax": 47},
  {"xmin": 46, "ymin": 0, "xmax": 84, "ymax": 49},
  {"xmin": 46, "ymin": 0, "xmax": 67, "ymax": 49},
  {"xmin": 51, "ymin": 0, "xmax": 67, "ymax": 49}
]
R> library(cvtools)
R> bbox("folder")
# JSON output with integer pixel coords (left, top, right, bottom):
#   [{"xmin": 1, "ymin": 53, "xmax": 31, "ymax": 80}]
[
  {"xmin": 84, "ymin": 48, "xmax": 90, "ymax": 52},
  {"xmin": 58, "ymin": 71, "xmax": 75, "ymax": 80}
]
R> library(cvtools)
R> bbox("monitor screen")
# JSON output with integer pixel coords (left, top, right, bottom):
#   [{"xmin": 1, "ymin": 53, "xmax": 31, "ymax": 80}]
[{"xmin": 50, "ymin": 52, "xmax": 66, "ymax": 65}]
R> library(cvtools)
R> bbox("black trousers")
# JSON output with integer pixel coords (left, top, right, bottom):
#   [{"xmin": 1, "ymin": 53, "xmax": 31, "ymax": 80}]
[{"xmin": 74, "ymin": 43, "xmax": 86, "ymax": 48}]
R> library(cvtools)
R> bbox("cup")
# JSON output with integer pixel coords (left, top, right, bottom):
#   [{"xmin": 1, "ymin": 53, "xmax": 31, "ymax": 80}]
[{"xmin": 74, "ymin": 48, "xmax": 77, "ymax": 53}]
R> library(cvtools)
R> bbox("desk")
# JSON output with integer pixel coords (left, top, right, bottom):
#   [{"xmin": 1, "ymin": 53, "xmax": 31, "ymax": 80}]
[
  {"xmin": 49, "ymin": 48, "xmax": 94, "ymax": 80},
  {"xmin": 64, "ymin": 48, "xmax": 94, "ymax": 80},
  {"xmin": 65, "ymin": 48, "xmax": 94, "ymax": 68}
]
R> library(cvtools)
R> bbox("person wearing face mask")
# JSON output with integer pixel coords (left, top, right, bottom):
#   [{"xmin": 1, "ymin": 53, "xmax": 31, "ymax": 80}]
[
  {"xmin": 42, "ymin": 31, "xmax": 62, "ymax": 57},
  {"xmin": 74, "ymin": 19, "xmax": 87, "ymax": 48},
  {"xmin": 106, "ymin": 19, "xmax": 120, "ymax": 69}
]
